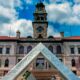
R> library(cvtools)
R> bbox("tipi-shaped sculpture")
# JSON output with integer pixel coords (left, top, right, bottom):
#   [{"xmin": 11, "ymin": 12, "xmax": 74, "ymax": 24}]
[{"xmin": 1, "ymin": 43, "xmax": 80, "ymax": 80}]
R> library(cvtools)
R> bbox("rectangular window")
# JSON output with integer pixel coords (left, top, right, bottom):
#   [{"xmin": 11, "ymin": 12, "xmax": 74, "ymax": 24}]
[
  {"xmin": 70, "ymin": 47, "xmax": 74, "ymax": 54},
  {"xmin": 0, "ymin": 48, "xmax": 3, "ymax": 54},
  {"xmin": 36, "ymin": 58, "xmax": 44, "ymax": 69},
  {"xmin": 78, "ymin": 47, "xmax": 80, "ymax": 54},
  {"xmin": 6, "ymin": 48, "xmax": 10, "ymax": 54}
]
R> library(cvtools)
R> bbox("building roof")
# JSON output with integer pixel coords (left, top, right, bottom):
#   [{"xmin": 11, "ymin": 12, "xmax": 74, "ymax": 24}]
[
  {"xmin": 0, "ymin": 36, "xmax": 17, "ymax": 40},
  {"xmin": 64, "ymin": 36, "xmax": 80, "ymax": 40},
  {"xmin": 0, "ymin": 36, "xmax": 80, "ymax": 41}
]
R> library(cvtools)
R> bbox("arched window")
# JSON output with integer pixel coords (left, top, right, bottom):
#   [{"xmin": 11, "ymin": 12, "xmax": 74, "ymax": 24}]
[
  {"xmin": 27, "ymin": 46, "xmax": 32, "ymax": 53},
  {"xmin": 72, "ymin": 59, "xmax": 76, "ymax": 67},
  {"xmin": 5, "ymin": 59, "xmax": 9, "ymax": 67},
  {"xmin": 48, "ymin": 36, "xmax": 53, "ymax": 39},
  {"xmin": 57, "ymin": 45, "xmax": 61, "ymax": 54},
  {"xmin": 41, "ymin": 17, "xmax": 44, "ymax": 20},
  {"xmin": 48, "ymin": 45, "xmax": 53, "ymax": 53},
  {"xmin": 0, "ymin": 59, "xmax": 1, "ymax": 67},
  {"xmin": 19, "ymin": 46, "xmax": 24, "ymax": 54},
  {"xmin": 27, "ymin": 36, "xmax": 32, "ymax": 38},
  {"xmin": 37, "ymin": 17, "xmax": 40, "ymax": 20}
]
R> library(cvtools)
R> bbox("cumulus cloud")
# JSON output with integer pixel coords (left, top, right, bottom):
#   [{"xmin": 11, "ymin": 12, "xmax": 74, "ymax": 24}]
[
  {"xmin": 0, "ymin": 0, "xmax": 17, "ymax": 24},
  {"xmin": 0, "ymin": 0, "xmax": 61, "ymax": 37},
  {"xmin": 0, "ymin": 19, "xmax": 33, "ymax": 37},
  {"xmin": 0, "ymin": 0, "xmax": 34, "ymax": 37},
  {"xmin": 75, "ymin": 0, "xmax": 80, "ymax": 4},
  {"xmin": 46, "ymin": 2, "xmax": 80, "ymax": 25},
  {"xmin": 26, "ymin": 0, "xmax": 33, "ymax": 4},
  {"xmin": 1, "ymin": 0, "xmax": 80, "ymax": 37},
  {"xmin": 48, "ymin": 25, "xmax": 60, "ymax": 37}
]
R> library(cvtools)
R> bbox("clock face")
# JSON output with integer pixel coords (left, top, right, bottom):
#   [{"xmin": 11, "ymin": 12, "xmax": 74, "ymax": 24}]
[{"xmin": 37, "ymin": 26, "xmax": 44, "ymax": 32}]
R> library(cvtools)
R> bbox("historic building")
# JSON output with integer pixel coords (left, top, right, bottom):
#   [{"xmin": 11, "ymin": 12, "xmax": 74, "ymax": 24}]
[{"xmin": 0, "ymin": 2, "xmax": 80, "ymax": 80}]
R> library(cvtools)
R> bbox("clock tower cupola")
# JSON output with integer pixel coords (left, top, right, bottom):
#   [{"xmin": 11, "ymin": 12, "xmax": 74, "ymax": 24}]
[{"xmin": 32, "ymin": 1, "xmax": 48, "ymax": 38}]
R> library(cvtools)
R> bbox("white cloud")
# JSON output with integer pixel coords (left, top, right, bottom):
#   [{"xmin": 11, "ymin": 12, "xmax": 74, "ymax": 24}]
[
  {"xmin": 0, "ymin": 0, "xmax": 33, "ymax": 37},
  {"xmin": 46, "ymin": 2, "xmax": 80, "ymax": 25},
  {"xmin": 49, "ymin": 0, "xmax": 65, "ymax": 3},
  {"xmin": 26, "ymin": 0, "xmax": 33, "ymax": 4},
  {"xmin": 0, "ymin": 19, "xmax": 33, "ymax": 37},
  {"xmin": 75, "ymin": 0, "xmax": 80, "ymax": 4},
  {"xmin": 0, "ymin": 0, "xmax": 19, "ymax": 24},
  {"xmin": 1, "ymin": 0, "xmax": 80, "ymax": 37},
  {"xmin": 73, "ymin": 4, "xmax": 80, "ymax": 17},
  {"xmin": 48, "ymin": 25, "xmax": 61, "ymax": 37}
]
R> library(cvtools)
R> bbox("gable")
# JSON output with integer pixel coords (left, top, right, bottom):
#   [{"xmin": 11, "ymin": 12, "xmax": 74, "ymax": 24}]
[{"xmin": 1, "ymin": 43, "xmax": 80, "ymax": 80}]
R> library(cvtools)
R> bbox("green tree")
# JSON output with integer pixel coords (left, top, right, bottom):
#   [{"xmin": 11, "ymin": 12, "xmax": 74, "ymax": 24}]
[{"xmin": 23, "ymin": 71, "xmax": 31, "ymax": 80}]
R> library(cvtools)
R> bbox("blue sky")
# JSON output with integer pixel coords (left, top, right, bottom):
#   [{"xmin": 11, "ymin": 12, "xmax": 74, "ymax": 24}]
[{"xmin": 0, "ymin": 0, "xmax": 80, "ymax": 37}]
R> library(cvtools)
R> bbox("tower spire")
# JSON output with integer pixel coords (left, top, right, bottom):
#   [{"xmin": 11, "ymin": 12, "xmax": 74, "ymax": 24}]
[{"xmin": 32, "ymin": 1, "xmax": 48, "ymax": 39}]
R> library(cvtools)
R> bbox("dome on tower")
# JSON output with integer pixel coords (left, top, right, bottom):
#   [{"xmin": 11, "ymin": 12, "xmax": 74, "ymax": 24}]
[
  {"xmin": 36, "ymin": 2, "xmax": 45, "ymax": 8},
  {"xmin": 48, "ymin": 36, "xmax": 53, "ymax": 39},
  {"xmin": 27, "ymin": 36, "xmax": 32, "ymax": 38},
  {"xmin": 16, "ymin": 30, "xmax": 20, "ymax": 33}
]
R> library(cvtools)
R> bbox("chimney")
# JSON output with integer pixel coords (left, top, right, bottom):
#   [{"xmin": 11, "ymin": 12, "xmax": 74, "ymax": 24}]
[
  {"xmin": 60, "ymin": 32, "xmax": 64, "ymax": 38},
  {"xmin": 16, "ymin": 30, "xmax": 20, "ymax": 39}
]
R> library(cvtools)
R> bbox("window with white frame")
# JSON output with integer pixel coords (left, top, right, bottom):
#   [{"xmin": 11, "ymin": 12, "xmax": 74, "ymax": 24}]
[
  {"xmin": 78, "ymin": 47, "xmax": 80, "ymax": 54},
  {"xmin": 70, "ymin": 47, "xmax": 75, "ymax": 54},
  {"xmin": 6, "ymin": 48, "xmax": 10, "ymax": 54},
  {"xmin": 0, "ymin": 48, "xmax": 3, "ymax": 54},
  {"xmin": 36, "ymin": 58, "xmax": 44, "ymax": 69}
]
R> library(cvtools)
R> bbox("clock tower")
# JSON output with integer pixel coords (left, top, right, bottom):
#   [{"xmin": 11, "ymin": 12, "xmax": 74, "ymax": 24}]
[{"xmin": 32, "ymin": 2, "xmax": 48, "ymax": 38}]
